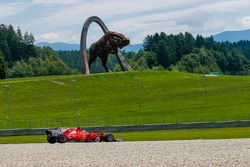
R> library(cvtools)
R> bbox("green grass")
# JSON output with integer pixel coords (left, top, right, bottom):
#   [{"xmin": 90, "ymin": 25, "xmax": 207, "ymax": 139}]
[
  {"xmin": 0, "ymin": 135, "xmax": 46, "ymax": 144},
  {"xmin": 0, "ymin": 71, "xmax": 250, "ymax": 129},
  {"xmin": 1, "ymin": 127, "xmax": 250, "ymax": 144},
  {"xmin": 114, "ymin": 127, "xmax": 250, "ymax": 141}
]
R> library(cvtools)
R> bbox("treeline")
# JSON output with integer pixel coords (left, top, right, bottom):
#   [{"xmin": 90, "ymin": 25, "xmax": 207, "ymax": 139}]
[
  {"xmin": 2, "ymin": 24, "xmax": 249, "ymax": 78},
  {"xmin": 57, "ymin": 51, "xmax": 83, "ymax": 73},
  {"xmin": 222, "ymin": 40, "xmax": 250, "ymax": 59},
  {"xmin": 8, "ymin": 48, "xmax": 74, "ymax": 78},
  {"xmin": 0, "ymin": 25, "xmax": 35, "ymax": 64},
  {"xmin": 134, "ymin": 32, "xmax": 250, "ymax": 73},
  {"xmin": 0, "ymin": 24, "xmax": 74, "ymax": 79}
]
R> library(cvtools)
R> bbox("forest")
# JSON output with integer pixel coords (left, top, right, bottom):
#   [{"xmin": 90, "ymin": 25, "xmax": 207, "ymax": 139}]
[
  {"xmin": 141, "ymin": 32, "xmax": 250, "ymax": 73},
  {"xmin": 0, "ymin": 24, "xmax": 74, "ymax": 79},
  {"xmin": 1, "ymin": 24, "xmax": 250, "ymax": 79}
]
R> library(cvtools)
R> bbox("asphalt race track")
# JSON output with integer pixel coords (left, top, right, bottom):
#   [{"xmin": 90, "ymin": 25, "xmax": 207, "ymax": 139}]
[{"xmin": 1, "ymin": 139, "xmax": 250, "ymax": 167}]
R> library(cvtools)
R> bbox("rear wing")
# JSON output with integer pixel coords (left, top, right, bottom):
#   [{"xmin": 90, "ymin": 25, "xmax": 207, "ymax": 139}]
[{"xmin": 45, "ymin": 128, "xmax": 62, "ymax": 136}]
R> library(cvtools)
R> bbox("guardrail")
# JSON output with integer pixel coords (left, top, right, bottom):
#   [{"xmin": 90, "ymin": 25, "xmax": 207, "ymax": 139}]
[{"xmin": 1, "ymin": 120, "xmax": 250, "ymax": 137}]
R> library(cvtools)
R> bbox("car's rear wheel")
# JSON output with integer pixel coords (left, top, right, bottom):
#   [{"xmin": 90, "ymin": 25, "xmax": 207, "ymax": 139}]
[
  {"xmin": 47, "ymin": 138, "xmax": 56, "ymax": 144},
  {"xmin": 104, "ymin": 134, "xmax": 115, "ymax": 142},
  {"xmin": 57, "ymin": 134, "xmax": 67, "ymax": 143}
]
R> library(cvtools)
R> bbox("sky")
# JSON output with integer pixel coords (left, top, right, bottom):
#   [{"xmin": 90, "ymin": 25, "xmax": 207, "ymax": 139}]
[{"xmin": 1, "ymin": 0, "xmax": 250, "ymax": 45}]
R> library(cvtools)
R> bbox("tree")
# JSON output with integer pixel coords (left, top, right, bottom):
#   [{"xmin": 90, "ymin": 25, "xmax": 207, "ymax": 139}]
[
  {"xmin": 175, "ymin": 48, "xmax": 221, "ymax": 74},
  {"xmin": 23, "ymin": 31, "xmax": 35, "ymax": 45},
  {"xmin": 195, "ymin": 35, "xmax": 205, "ymax": 48},
  {"xmin": 6, "ymin": 46, "xmax": 75, "ymax": 78},
  {"xmin": 175, "ymin": 33, "xmax": 185, "ymax": 61},
  {"xmin": 10, "ymin": 60, "xmax": 34, "ymax": 77},
  {"xmin": 0, "ymin": 51, "xmax": 6, "ymax": 79},
  {"xmin": 130, "ymin": 57, "xmax": 148, "ymax": 70},
  {"xmin": 16, "ymin": 27, "xmax": 23, "ymax": 41},
  {"xmin": 129, "ymin": 50, "xmax": 156, "ymax": 69},
  {"xmin": 225, "ymin": 50, "xmax": 249, "ymax": 72},
  {"xmin": 204, "ymin": 36, "xmax": 215, "ymax": 50},
  {"xmin": 184, "ymin": 32, "xmax": 195, "ymax": 54}
]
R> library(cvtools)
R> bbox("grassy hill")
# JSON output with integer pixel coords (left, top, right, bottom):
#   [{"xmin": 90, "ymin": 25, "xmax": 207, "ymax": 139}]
[{"xmin": 0, "ymin": 71, "xmax": 250, "ymax": 129}]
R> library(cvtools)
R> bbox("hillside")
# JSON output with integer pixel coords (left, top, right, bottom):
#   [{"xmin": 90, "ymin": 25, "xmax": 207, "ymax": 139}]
[
  {"xmin": 214, "ymin": 29, "xmax": 250, "ymax": 42},
  {"xmin": 0, "ymin": 71, "xmax": 250, "ymax": 129}
]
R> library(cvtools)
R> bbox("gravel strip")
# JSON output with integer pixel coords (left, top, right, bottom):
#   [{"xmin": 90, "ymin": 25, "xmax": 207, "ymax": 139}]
[{"xmin": 1, "ymin": 139, "xmax": 250, "ymax": 167}]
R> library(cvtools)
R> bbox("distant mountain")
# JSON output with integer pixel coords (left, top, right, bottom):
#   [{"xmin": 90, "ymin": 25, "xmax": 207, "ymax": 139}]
[
  {"xmin": 122, "ymin": 44, "xmax": 143, "ymax": 52},
  {"xmin": 36, "ymin": 42, "xmax": 143, "ymax": 52},
  {"xmin": 36, "ymin": 42, "xmax": 79, "ymax": 51},
  {"xmin": 213, "ymin": 29, "xmax": 250, "ymax": 42}
]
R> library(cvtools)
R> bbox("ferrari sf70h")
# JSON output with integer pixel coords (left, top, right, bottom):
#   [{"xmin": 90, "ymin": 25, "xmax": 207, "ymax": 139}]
[{"xmin": 45, "ymin": 127, "xmax": 117, "ymax": 144}]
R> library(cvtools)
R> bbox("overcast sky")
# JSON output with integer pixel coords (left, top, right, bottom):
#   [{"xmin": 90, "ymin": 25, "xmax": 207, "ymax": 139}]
[{"xmin": 1, "ymin": 0, "xmax": 250, "ymax": 44}]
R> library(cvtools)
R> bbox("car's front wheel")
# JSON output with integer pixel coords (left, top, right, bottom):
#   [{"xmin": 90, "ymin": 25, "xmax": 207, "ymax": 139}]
[{"xmin": 104, "ymin": 134, "xmax": 115, "ymax": 142}]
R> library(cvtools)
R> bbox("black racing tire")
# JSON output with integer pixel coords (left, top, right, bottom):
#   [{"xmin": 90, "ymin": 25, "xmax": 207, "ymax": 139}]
[
  {"xmin": 104, "ymin": 134, "xmax": 115, "ymax": 142},
  {"xmin": 57, "ymin": 134, "xmax": 67, "ymax": 143},
  {"xmin": 47, "ymin": 138, "xmax": 56, "ymax": 144}
]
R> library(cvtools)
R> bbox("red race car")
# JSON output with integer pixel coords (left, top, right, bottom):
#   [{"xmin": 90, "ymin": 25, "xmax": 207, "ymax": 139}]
[{"xmin": 45, "ymin": 127, "xmax": 117, "ymax": 144}]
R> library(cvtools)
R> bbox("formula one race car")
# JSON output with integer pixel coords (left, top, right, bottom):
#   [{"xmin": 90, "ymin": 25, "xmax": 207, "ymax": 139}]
[{"xmin": 45, "ymin": 127, "xmax": 117, "ymax": 144}]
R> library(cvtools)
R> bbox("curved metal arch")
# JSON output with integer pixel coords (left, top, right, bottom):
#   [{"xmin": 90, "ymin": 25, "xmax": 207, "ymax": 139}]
[
  {"xmin": 80, "ymin": 16, "xmax": 133, "ymax": 74},
  {"xmin": 80, "ymin": 16, "xmax": 108, "ymax": 74}
]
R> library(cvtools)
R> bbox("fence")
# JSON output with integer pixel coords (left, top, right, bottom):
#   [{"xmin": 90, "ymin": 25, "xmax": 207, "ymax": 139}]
[{"xmin": 0, "ymin": 71, "xmax": 250, "ymax": 130}]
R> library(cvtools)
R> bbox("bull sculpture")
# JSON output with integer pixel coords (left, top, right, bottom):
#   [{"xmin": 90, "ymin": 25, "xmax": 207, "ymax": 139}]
[{"xmin": 89, "ymin": 31, "xmax": 130, "ymax": 72}]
